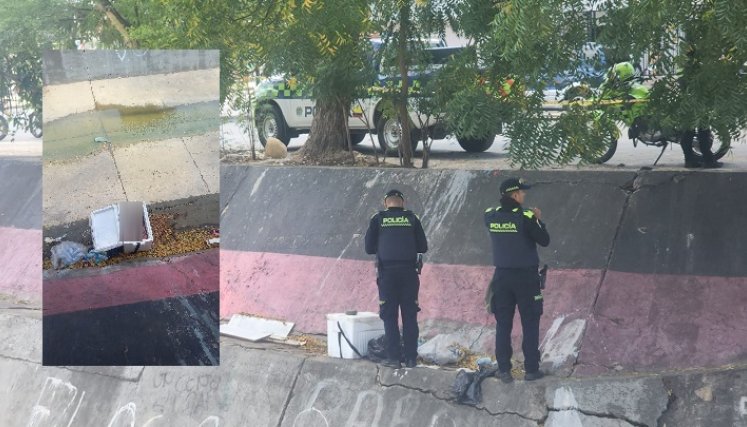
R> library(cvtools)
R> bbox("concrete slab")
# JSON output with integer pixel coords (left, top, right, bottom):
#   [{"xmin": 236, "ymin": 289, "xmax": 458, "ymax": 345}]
[
  {"xmin": 577, "ymin": 271, "xmax": 747, "ymax": 376},
  {"xmin": 0, "ymin": 227, "xmax": 41, "ymax": 303},
  {"xmin": 112, "ymin": 137, "xmax": 212, "ymax": 204},
  {"xmin": 0, "ymin": 338, "xmax": 302, "ymax": 427},
  {"xmin": 611, "ymin": 171, "xmax": 747, "ymax": 276},
  {"xmin": 660, "ymin": 369, "xmax": 747, "ymax": 427},
  {"xmin": 43, "ymin": 249, "xmax": 219, "ymax": 316},
  {"xmin": 43, "ymin": 50, "xmax": 219, "ymax": 85},
  {"xmin": 42, "ymin": 81, "xmax": 96, "ymax": 121},
  {"xmin": 183, "ymin": 132, "xmax": 220, "ymax": 193},
  {"xmin": 281, "ymin": 357, "xmax": 535, "ymax": 427},
  {"xmin": 2, "ymin": 309, "xmax": 747, "ymax": 427},
  {"xmin": 0, "ymin": 311, "xmax": 42, "ymax": 363},
  {"xmin": 42, "ymin": 150, "xmax": 126, "ymax": 226},
  {"xmin": 545, "ymin": 376, "xmax": 669, "ymax": 426},
  {"xmin": 219, "ymin": 165, "xmax": 634, "ymax": 270},
  {"xmin": 0, "ymin": 157, "xmax": 42, "ymax": 229},
  {"xmin": 43, "ymin": 291, "xmax": 219, "ymax": 366}
]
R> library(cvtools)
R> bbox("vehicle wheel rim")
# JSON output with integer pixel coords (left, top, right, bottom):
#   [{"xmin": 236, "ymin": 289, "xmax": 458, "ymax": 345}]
[
  {"xmin": 262, "ymin": 116, "xmax": 277, "ymax": 139},
  {"xmin": 383, "ymin": 119, "xmax": 401, "ymax": 150}
]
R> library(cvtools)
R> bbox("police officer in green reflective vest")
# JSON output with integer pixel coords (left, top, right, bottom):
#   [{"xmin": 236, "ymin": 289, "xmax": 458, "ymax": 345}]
[
  {"xmin": 365, "ymin": 189, "xmax": 428, "ymax": 369},
  {"xmin": 484, "ymin": 178, "xmax": 550, "ymax": 383}
]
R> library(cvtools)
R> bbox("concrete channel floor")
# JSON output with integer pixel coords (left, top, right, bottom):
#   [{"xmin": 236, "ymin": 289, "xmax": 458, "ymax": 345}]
[{"xmin": 1, "ymin": 302, "xmax": 746, "ymax": 426}]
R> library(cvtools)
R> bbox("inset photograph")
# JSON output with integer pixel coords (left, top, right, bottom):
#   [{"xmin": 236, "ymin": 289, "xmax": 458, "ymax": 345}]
[{"xmin": 42, "ymin": 50, "xmax": 220, "ymax": 365}]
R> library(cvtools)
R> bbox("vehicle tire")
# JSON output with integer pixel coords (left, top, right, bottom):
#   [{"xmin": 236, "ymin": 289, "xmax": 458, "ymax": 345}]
[
  {"xmin": 29, "ymin": 112, "xmax": 43, "ymax": 138},
  {"xmin": 349, "ymin": 132, "xmax": 367, "ymax": 145},
  {"xmin": 0, "ymin": 116, "xmax": 8, "ymax": 141},
  {"xmin": 457, "ymin": 135, "xmax": 495, "ymax": 152},
  {"xmin": 376, "ymin": 116, "xmax": 419, "ymax": 155},
  {"xmin": 692, "ymin": 130, "xmax": 731, "ymax": 161},
  {"xmin": 585, "ymin": 115, "xmax": 618, "ymax": 164},
  {"xmin": 255, "ymin": 103, "xmax": 290, "ymax": 146}
]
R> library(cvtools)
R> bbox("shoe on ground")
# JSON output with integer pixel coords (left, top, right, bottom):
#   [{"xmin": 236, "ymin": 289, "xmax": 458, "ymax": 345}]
[
  {"xmin": 496, "ymin": 371, "xmax": 513, "ymax": 384},
  {"xmin": 405, "ymin": 359, "xmax": 417, "ymax": 368},
  {"xmin": 684, "ymin": 159, "xmax": 702, "ymax": 168},
  {"xmin": 702, "ymin": 161, "xmax": 723, "ymax": 169},
  {"xmin": 524, "ymin": 370, "xmax": 545, "ymax": 381},
  {"xmin": 382, "ymin": 359, "xmax": 401, "ymax": 369}
]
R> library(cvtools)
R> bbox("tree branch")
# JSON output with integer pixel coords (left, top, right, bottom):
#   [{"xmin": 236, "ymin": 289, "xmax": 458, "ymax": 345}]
[{"xmin": 95, "ymin": 0, "xmax": 136, "ymax": 48}]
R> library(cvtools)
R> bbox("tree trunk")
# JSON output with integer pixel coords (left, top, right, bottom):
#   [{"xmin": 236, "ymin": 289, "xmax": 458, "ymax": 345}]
[
  {"xmin": 302, "ymin": 97, "xmax": 350, "ymax": 161},
  {"xmin": 96, "ymin": 0, "xmax": 137, "ymax": 48},
  {"xmin": 397, "ymin": 2, "xmax": 414, "ymax": 168}
]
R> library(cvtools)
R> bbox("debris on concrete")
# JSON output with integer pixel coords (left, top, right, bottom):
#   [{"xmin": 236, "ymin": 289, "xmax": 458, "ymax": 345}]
[
  {"xmin": 326, "ymin": 312, "xmax": 384, "ymax": 359},
  {"xmin": 220, "ymin": 314, "xmax": 294, "ymax": 342},
  {"xmin": 50, "ymin": 241, "xmax": 88, "ymax": 269},
  {"xmin": 207, "ymin": 237, "xmax": 220, "ymax": 245},
  {"xmin": 90, "ymin": 201, "xmax": 153, "ymax": 254},
  {"xmin": 43, "ymin": 213, "xmax": 217, "ymax": 270},
  {"xmin": 44, "ymin": 234, "xmax": 67, "ymax": 244},
  {"xmin": 418, "ymin": 334, "xmax": 467, "ymax": 365},
  {"xmin": 453, "ymin": 364, "xmax": 499, "ymax": 406},
  {"xmin": 299, "ymin": 334, "xmax": 327, "ymax": 355}
]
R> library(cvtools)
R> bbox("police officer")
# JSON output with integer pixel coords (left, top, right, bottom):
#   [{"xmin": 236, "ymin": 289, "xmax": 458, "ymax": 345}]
[
  {"xmin": 365, "ymin": 189, "xmax": 428, "ymax": 369},
  {"xmin": 484, "ymin": 178, "xmax": 550, "ymax": 383}
]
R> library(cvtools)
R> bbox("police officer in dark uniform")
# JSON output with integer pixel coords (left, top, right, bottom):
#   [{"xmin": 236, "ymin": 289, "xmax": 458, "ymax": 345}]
[
  {"xmin": 484, "ymin": 178, "xmax": 550, "ymax": 383},
  {"xmin": 365, "ymin": 189, "xmax": 428, "ymax": 369}
]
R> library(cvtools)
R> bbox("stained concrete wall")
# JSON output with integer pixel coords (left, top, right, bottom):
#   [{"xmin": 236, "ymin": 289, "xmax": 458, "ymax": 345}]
[
  {"xmin": 0, "ymin": 157, "xmax": 42, "ymax": 304},
  {"xmin": 220, "ymin": 165, "xmax": 747, "ymax": 377},
  {"xmin": 42, "ymin": 50, "xmax": 220, "ymax": 85},
  {"xmin": 2, "ymin": 309, "xmax": 746, "ymax": 427}
]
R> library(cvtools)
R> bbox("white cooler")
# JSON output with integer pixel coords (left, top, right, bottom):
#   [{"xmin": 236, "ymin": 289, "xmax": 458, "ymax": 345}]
[{"xmin": 327, "ymin": 312, "xmax": 384, "ymax": 359}]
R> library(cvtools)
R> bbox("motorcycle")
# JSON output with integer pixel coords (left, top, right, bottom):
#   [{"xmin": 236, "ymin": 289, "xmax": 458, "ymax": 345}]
[
  {"xmin": 0, "ymin": 109, "xmax": 43, "ymax": 141},
  {"xmin": 560, "ymin": 62, "xmax": 731, "ymax": 164}
]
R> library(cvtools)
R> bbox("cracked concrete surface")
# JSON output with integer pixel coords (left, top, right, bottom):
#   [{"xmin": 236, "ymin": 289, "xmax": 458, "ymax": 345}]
[
  {"xmin": 2, "ymin": 306, "xmax": 747, "ymax": 426},
  {"xmin": 43, "ymin": 133, "xmax": 219, "ymax": 227}
]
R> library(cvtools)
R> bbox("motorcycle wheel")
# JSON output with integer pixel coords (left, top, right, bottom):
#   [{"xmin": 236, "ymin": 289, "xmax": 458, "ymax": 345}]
[
  {"xmin": 691, "ymin": 130, "xmax": 730, "ymax": 161},
  {"xmin": 29, "ymin": 112, "xmax": 43, "ymax": 138},
  {"xmin": 587, "ymin": 116, "xmax": 618, "ymax": 164},
  {"xmin": 0, "ymin": 116, "xmax": 8, "ymax": 141}
]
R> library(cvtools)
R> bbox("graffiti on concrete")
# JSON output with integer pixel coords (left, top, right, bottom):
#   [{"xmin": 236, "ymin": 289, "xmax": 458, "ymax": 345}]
[
  {"xmin": 27, "ymin": 377, "xmax": 85, "ymax": 427},
  {"xmin": 107, "ymin": 401, "xmax": 220, "ymax": 427},
  {"xmin": 151, "ymin": 372, "xmax": 222, "ymax": 417},
  {"xmin": 293, "ymin": 378, "xmax": 459, "ymax": 427},
  {"xmin": 26, "ymin": 376, "xmax": 221, "ymax": 426}
]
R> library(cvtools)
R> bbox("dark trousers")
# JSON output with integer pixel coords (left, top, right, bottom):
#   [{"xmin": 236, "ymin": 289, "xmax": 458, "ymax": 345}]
[
  {"xmin": 490, "ymin": 268, "xmax": 543, "ymax": 373},
  {"xmin": 681, "ymin": 128, "xmax": 714, "ymax": 162},
  {"xmin": 377, "ymin": 267, "xmax": 420, "ymax": 361}
]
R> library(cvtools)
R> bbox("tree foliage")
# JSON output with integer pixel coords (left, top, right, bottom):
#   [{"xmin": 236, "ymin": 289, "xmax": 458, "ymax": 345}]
[
  {"xmin": 0, "ymin": 0, "xmax": 78, "ymax": 111},
  {"xmin": 451, "ymin": 0, "xmax": 747, "ymax": 167}
]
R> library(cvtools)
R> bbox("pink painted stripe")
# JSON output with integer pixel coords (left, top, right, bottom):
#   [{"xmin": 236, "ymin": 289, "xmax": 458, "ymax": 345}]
[
  {"xmin": 43, "ymin": 249, "xmax": 219, "ymax": 316},
  {"xmin": 219, "ymin": 250, "xmax": 600, "ymax": 335},
  {"xmin": 0, "ymin": 226, "xmax": 42, "ymax": 304},
  {"xmin": 576, "ymin": 270, "xmax": 747, "ymax": 375}
]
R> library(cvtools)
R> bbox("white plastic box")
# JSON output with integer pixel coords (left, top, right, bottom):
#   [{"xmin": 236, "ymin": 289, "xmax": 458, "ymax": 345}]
[
  {"xmin": 90, "ymin": 201, "xmax": 154, "ymax": 254},
  {"xmin": 327, "ymin": 312, "xmax": 384, "ymax": 359}
]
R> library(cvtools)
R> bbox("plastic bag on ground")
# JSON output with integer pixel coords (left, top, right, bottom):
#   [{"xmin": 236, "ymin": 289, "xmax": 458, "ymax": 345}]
[
  {"xmin": 367, "ymin": 335, "xmax": 388, "ymax": 362},
  {"xmin": 417, "ymin": 334, "xmax": 465, "ymax": 365},
  {"xmin": 50, "ymin": 241, "xmax": 89, "ymax": 269},
  {"xmin": 453, "ymin": 364, "xmax": 499, "ymax": 406}
]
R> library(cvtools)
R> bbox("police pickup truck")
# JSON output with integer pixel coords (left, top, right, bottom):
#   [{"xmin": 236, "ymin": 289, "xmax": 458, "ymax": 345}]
[{"xmin": 254, "ymin": 40, "xmax": 496, "ymax": 153}]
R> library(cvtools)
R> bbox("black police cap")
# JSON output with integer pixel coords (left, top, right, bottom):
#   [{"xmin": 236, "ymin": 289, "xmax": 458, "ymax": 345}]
[
  {"xmin": 384, "ymin": 189, "xmax": 405, "ymax": 200},
  {"xmin": 500, "ymin": 178, "xmax": 531, "ymax": 195}
]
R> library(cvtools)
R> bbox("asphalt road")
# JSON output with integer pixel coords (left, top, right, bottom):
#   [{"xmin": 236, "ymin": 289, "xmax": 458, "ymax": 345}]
[{"xmin": 221, "ymin": 120, "xmax": 747, "ymax": 171}]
